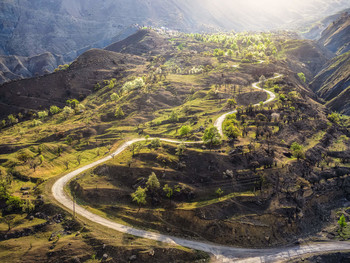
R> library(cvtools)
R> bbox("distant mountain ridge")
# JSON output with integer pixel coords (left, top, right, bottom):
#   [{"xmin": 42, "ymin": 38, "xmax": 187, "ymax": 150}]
[{"xmin": 1, "ymin": 0, "xmax": 350, "ymax": 58}]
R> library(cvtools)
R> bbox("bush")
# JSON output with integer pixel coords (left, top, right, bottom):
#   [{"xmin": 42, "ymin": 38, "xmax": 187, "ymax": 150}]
[
  {"xmin": 50, "ymin": 105, "xmax": 61, "ymax": 115},
  {"xmin": 6, "ymin": 196, "xmax": 23, "ymax": 213},
  {"xmin": 31, "ymin": 119, "xmax": 42, "ymax": 127},
  {"xmin": 37, "ymin": 110, "xmax": 48, "ymax": 119},
  {"xmin": 168, "ymin": 111, "xmax": 179, "ymax": 123},
  {"xmin": 297, "ymin": 72, "xmax": 306, "ymax": 83},
  {"xmin": 179, "ymin": 125, "xmax": 191, "ymax": 137},
  {"xmin": 150, "ymin": 139, "xmax": 161, "ymax": 149},
  {"xmin": 122, "ymin": 78, "xmax": 145, "ymax": 93},
  {"xmin": 110, "ymin": 93, "xmax": 119, "ymax": 101},
  {"xmin": 115, "ymin": 107, "xmax": 125, "ymax": 119},
  {"xmin": 63, "ymin": 106, "xmax": 74, "ymax": 118}
]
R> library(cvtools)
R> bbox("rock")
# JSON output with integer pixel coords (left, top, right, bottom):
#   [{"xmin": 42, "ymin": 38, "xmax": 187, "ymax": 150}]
[
  {"xmin": 102, "ymin": 254, "xmax": 109, "ymax": 261},
  {"xmin": 20, "ymin": 187, "xmax": 30, "ymax": 191},
  {"xmin": 265, "ymin": 236, "xmax": 270, "ymax": 242},
  {"xmin": 129, "ymin": 255, "xmax": 137, "ymax": 261},
  {"xmin": 103, "ymin": 243, "xmax": 106, "ymax": 249},
  {"xmin": 29, "ymin": 216, "xmax": 34, "ymax": 221},
  {"xmin": 148, "ymin": 249, "xmax": 155, "ymax": 256},
  {"xmin": 75, "ymin": 231, "xmax": 80, "ymax": 237}
]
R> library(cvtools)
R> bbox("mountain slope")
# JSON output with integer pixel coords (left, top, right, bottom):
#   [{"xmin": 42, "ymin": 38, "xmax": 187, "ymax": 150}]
[
  {"xmin": 302, "ymin": 8, "xmax": 350, "ymax": 40},
  {"xmin": 105, "ymin": 29, "xmax": 173, "ymax": 56},
  {"xmin": 310, "ymin": 51, "xmax": 350, "ymax": 114},
  {"xmin": 0, "ymin": 49, "xmax": 145, "ymax": 118},
  {"xmin": 318, "ymin": 12, "xmax": 350, "ymax": 55},
  {"xmin": 1, "ymin": 0, "xmax": 349, "ymax": 58}
]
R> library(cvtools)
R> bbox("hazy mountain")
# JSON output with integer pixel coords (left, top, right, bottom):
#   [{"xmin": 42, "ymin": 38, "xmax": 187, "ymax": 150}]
[
  {"xmin": 301, "ymin": 8, "xmax": 350, "ymax": 40},
  {"xmin": 1, "ymin": 0, "xmax": 350, "ymax": 58}
]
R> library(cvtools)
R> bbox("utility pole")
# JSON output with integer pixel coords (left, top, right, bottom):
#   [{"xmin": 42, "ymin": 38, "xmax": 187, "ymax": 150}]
[{"xmin": 73, "ymin": 192, "xmax": 76, "ymax": 218}]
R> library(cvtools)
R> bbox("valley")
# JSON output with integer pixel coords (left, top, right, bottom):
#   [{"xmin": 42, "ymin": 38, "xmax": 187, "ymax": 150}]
[{"xmin": 0, "ymin": 8, "xmax": 350, "ymax": 263}]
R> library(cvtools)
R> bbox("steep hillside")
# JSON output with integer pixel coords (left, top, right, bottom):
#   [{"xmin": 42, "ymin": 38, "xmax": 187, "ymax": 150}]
[
  {"xmin": 318, "ymin": 12, "xmax": 350, "ymax": 55},
  {"xmin": 310, "ymin": 51, "xmax": 350, "ymax": 114},
  {"xmin": 0, "ymin": 49, "xmax": 145, "ymax": 118},
  {"xmin": 327, "ymin": 87, "xmax": 350, "ymax": 115},
  {"xmin": 281, "ymin": 39, "xmax": 333, "ymax": 79},
  {"xmin": 0, "ymin": 53, "xmax": 64, "ymax": 84}
]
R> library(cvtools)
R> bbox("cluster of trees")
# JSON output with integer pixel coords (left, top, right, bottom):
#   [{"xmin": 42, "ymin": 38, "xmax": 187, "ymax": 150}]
[
  {"xmin": 131, "ymin": 172, "xmax": 182, "ymax": 211},
  {"xmin": 0, "ymin": 173, "xmax": 35, "ymax": 230},
  {"xmin": 223, "ymin": 114, "xmax": 241, "ymax": 143},
  {"xmin": 54, "ymin": 64, "xmax": 70, "ymax": 72},
  {"xmin": 122, "ymin": 78, "xmax": 145, "ymax": 94},
  {"xmin": 188, "ymin": 32, "xmax": 277, "ymax": 60}
]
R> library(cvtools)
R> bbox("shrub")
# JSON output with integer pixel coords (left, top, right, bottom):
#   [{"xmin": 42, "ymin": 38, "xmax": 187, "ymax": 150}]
[
  {"xmin": 297, "ymin": 72, "xmax": 306, "ymax": 83},
  {"xmin": 50, "ymin": 105, "xmax": 61, "ymax": 115},
  {"xmin": 122, "ymin": 78, "xmax": 145, "ymax": 93},
  {"xmin": 37, "ymin": 110, "xmax": 48, "ymax": 119},
  {"xmin": 179, "ymin": 125, "xmax": 191, "ymax": 137},
  {"xmin": 115, "ymin": 107, "xmax": 125, "ymax": 119}
]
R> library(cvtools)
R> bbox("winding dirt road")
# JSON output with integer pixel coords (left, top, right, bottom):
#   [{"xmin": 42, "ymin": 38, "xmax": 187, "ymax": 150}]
[{"xmin": 52, "ymin": 74, "xmax": 350, "ymax": 262}]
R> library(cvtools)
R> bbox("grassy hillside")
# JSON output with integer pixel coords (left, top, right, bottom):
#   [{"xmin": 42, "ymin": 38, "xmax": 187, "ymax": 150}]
[{"xmin": 0, "ymin": 29, "xmax": 349, "ymax": 261}]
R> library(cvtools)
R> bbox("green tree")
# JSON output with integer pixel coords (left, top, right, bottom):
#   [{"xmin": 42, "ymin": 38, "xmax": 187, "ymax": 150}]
[
  {"xmin": 131, "ymin": 186, "xmax": 147, "ymax": 212},
  {"xmin": 66, "ymin": 99, "xmax": 79, "ymax": 109},
  {"xmin": 115, "ymin": 107, "xmax": 124, "ymax": 119},
  {"xmin": 290, "ymin": 142, "xmax": 305, "ymax": 160},
  {"xmin": 146, "ymin": 172, "xmax": 160, "ymax": 191},
  {"xmin": 297, "ymin": 72, "xmax": 306, "ymax": 83},
  {"xmin": 338, "ymin": 214, "xmax": 347, "ymax": 231},
  {"xmin": 1, "ymin": 214, "xmax": 16, "ymax": 231},
  {"xmin": 215, "ymin": 188, "xmax": 224, "ymax": 199},
  {"xmin": 7, "ymin": 114, "xmax": 18, "ymax": 125},
  {"xmin": 227, "ymin": 98, "xmax": 237, "ymax": 109},
  {"xmin": 129, "ymin": 142, "xmax": 142, "ymax": 157},
  {"xmin": 150, "ymin": 139, "xmax": 161, "ymax": 149},
  {"xmin": 328, "ymin": 112, "xmax": 341, "ymax": 124},
  {"xmin": 37, "ymin": 110, "xmax": 48, "ymax": 119},
  {"xmin": 179, "ymin": 125, "xmax": 191, "ymax": 137},
  {"xmin": 224, "ymin": 123, "xmax": 241, "ymax": 141},
  {"xmin": 163, "ymin": 184, "xmax": 173, "ymax": 199},
  {"xmin": 176, "ymin": 143, "xmax": 186, "ymax": 157},
  {"xmin": 169, "ymin": 111, "xmax": 179, "ymax": 123},
  {"xmin": 50, "ymin": 105, "xmax": 61, "ymax": 115},
  {"xmin": 22, "ymin": 199, "xmax": 35, "ymax": 214},
  {"xmin": 62, "ymin": 106, "xmax": 74, "ymax": 119},
  {"xmin": 202, "ymin": 127, "xmax": 221, "ymax": 149},
  {"xmin": 6, "ymin": 196, "xmax": 23, "ymax": 212},
  {"xmin": 110, "ymin": 93, "xmax": 119, "ymax": 101}
]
